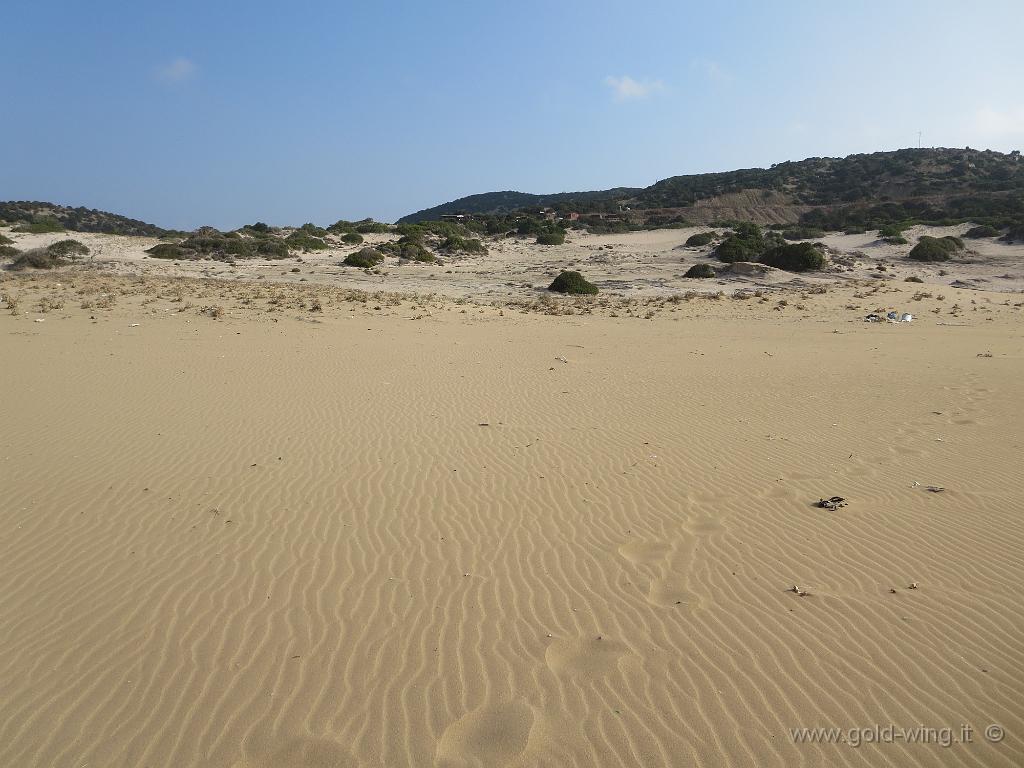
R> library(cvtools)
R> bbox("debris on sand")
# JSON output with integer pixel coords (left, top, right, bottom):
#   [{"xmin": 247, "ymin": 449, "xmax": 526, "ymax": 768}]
[
  {"xmin": 790, "ymin": 585, "xmax": 810, "ymax": 597},
  {"xmin": 817, "ymin": 496, "xmax": 847, "ymax": 510}
]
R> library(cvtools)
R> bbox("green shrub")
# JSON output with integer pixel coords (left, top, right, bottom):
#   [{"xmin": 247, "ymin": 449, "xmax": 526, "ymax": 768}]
[
  {"xmin": 843, "ymin": 226, "xmax": 867, "ymax": 235},
  {"xmin": 163, "ymin": 229, "xmax": 290, "ymax": 261},
  {"xmin": 0, "ymin": 233, "xmax": 13, "ymax": 245},
  {"xmin": 548, "ymin": 270, "xmax": 598, "ymax": 294},
  {"xmin": 517, "ymin": 218, "xmax": 543, "ymax": 236},
  {"xmin": 47, "ymin": 239, "xmax": 89, "ymax": 258},
  {"xmin": 0, "ymin": 245, "xmax": 20, "ymax": 259},
  {"xmin": 441, "ymin": 235, "xmax": 486, "ymax": 253},
  {"xmin": 297, "ymin": 223, "xmax": 328, "ymax": 237},
  {"xmin": 146, "ymin": 243, "xmax": 190, "ymax": 259},
  {"xmin": 713, "ymin": 222, "xmax": 782, "ymax": 263},
  {"xmin": 341, "ymin": 232, "xmax": 364, "ymax": 245},
  {"xmin": 964, "ymin": 225, "xmax": 1000, "ymax": 238},
  {"xmin": 381, "ymin": 241, "xmax": 434, "ymax": 262},
  {"xmin": 394, "ymin": 223, "xmax": 427, "ymax": 239},
  {"xmin": 714, "ymin": 236, "xmax": 756, "ymax": 263},
  {"xmin": 536, "ymin": 231, "xmax": 566, "ymax": 245},
  {"xmin": 327, "ymin": 219, "xmax": 357, "ymax": 234},
  {"xmin": 254, "ymin": 238, "xmax": 289, "ymax": 258},
  {"xmin": 285, "ymin": 232, "xmax": 329, "ymax": 251},
  {"xmin": 397, "ymin": 231, "xmax": 425, "ymax": 245},
  {"xmin": 8, "ymin": 247, "xmax": 64, "ymax": 270},
  {"xmin": 12, "ymin": 217, "xmax": 64, "ymax": 234},
  {"xmin": 684, "ymin": 263, "xmax": 716, "ymax": 278},
  {"xmin": 878, "ymin": 223, "xmax": 910, "ymax": 238},
  {"xmin": 343, "ymin": 247, "xmax": 384, "ymax": 267},
  {"xmin": 355, "ymin": 220, "xmax": 389, "ymax": 234},
  {"xmin": 1003, "ymin": 224, "xmax": 1024, "ymax": 243},
  {"xmin": 781, "ymin": 226, "xmax": 825, "ymax": 241},
  {"xmin": 908, "ymin": 235, "xmax": 963, "ymax": 262},
  {"xmin": 441, "ymin": 235, "xmax": 465, "ymax": 251},
  {"xmin": 904, "ymin": 275, "xmax": 924, "ymax": 282},
  {"xmin": 758, "ymin": 242, "xmax": 827, "ymax": 272},
  {"xmin": 685, "ymin": 231, "xmax": 716, "ymax": 247},
  {"xmin": 420, "ymin": 221, "xmax": 466, "ymax": 238},
  {"xmin": 882, "ymin": 236, "xmax": 909, "ymax": 245},
  {"xmin": 405, "ymin": 244, "xmax": 435, "ymax": 262}
]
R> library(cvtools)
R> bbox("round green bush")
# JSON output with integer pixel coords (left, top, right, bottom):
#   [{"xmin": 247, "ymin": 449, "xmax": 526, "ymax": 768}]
[
  {"xmin": 0, "ymin": 244, "xmax": 21, "ymax": 259},
  {"xmin": 536, "ymin": 231, "xmax": 566, "ymax": 246},
  {"xmin": 908, "ymin": 235, "xmax": 963, "ymax": 262},
  {"xmin": 146, "ymin": 243, "xmax": 190, "ymax": 259},
  {"xmin": 285, "ymin": 232, "xmax": 329, "ymax": 251},
  {"xmin": 47, "ymin": 239, "xmax": 90, "ymax": 258},
  {"xmin": 781, "ymin": 227, "xmax": 825, "ymax": 241},
  {"xmin": 685, "ymin": 231, "xmax": 716, "ymax": 247},
  {"xmin": 714, "ymin": 235, "xmax": 760, "ymax": 263},
  {"xmin": 297, "ymin": 222, "xmax": 328, "ymax": 237},
  {"xmin": 548, "ymin": 270, "xmax": 598, "ymax": 295},
  {"xmin": 8, "ymin": 247, "xmax": 63, "ymax": 270},
  {"xmin": 757, "ymin": 242, "xmax": 826, "ymax": 272},
  {"xmin": 341, "ymin": 232, "xmax": 364, "ymax": 245},
  {"xmin": 683, "ymin": 263, "xmax": 716, "ymax": 278},
  {"xmin": 878, "ymin": 223, "xmax": 909, "ymax": 238},
  {"xmin": 0, "ymin": 233, "xmax": 13, "ymax": 246},
  {"xmin": 441, "ymin": 235, "xmax": 486, "ymax": 253},
  {"xmin": 343, "ymin": 248, "xmax": 384, "ymax": 268},
  {"xmin": 964, "ymin": 225, "xmax": 999, "ymax": 239}
]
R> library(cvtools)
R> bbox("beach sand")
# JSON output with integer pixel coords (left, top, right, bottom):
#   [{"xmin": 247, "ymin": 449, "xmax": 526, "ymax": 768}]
[{"xmin": 1, "ymin": 255, "xmax": 1023, "ymax": 766}]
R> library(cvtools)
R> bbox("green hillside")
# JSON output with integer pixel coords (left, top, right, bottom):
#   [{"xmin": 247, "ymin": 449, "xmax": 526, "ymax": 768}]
[
  {"xmin": 0, "ymin": 201, "xmax": 170, "ymax": 237},
  {"xmin": 399, "ymin": 148, "xmax": 1024, "ymax": 228}
]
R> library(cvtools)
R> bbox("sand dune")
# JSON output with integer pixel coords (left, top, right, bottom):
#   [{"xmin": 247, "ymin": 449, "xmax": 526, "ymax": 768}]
[
  {"xmin": 1, "ymin": 272, "xmax": 1023, "ymax": 767},
  {"xmin": 6, "ymin": 222, "xmax": 1024, "ymax": 303}
]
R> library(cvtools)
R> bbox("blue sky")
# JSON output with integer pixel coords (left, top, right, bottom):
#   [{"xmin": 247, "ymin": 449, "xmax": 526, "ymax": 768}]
[{"xmin": 2, "ymin": 0, "xmax": 1022, "ymax": 229}]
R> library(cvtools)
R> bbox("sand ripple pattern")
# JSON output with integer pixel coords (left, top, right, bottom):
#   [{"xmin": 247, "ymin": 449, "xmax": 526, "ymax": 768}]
[{"xmin": 1, "ymin": 311, "xmax": 1023, "ymax": 767}]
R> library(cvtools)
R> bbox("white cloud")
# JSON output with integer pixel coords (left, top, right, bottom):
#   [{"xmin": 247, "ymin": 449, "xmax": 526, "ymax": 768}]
[
  {"xmin": 970, "ymin": 106, "xmax": 1024, "ymax": 138},
  {"xmin": 156, "ymin": 57, "xmax": 197, "ymax": 83},
  {"xmin": 604, "ymin": 75, "xmax": 664, "ymax": 102}
]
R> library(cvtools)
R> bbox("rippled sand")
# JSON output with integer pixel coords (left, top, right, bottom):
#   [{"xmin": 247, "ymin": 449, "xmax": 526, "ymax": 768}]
[{"xmin": 1, "ymin": 273, "xmax": 1022, "ymax": 767}]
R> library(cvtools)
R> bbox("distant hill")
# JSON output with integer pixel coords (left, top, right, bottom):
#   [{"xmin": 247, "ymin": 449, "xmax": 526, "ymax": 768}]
[
  {"xmin": 398, "ymin": 148, "xmax": 1024, "ymax": 227},
  {"xmin": 0, "ymin": 201, "xmax": 169, "ymax": 237},
  {"xmin": 397, "ymin": 188, "xmax": 641, "ymax": 224}
]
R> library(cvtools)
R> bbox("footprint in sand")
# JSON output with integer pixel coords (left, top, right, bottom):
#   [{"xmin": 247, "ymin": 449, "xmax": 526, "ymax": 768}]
[
  {"xmin": 436, "ymin": 699, "xmax": 534, "ymax": 768},
  {"xmin": 618, "ymin": 539, "xmax": 670, "ymax": 565},
  {"xmin": 545, "ymin": 636, "xmax": 627, "ymax": 678}
]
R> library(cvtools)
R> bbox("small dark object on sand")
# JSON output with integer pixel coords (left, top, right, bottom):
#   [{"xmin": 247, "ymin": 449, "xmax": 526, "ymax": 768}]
[{"xmin": 817, "ymin": 496, "xmax": 847, "ymax": 510}]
